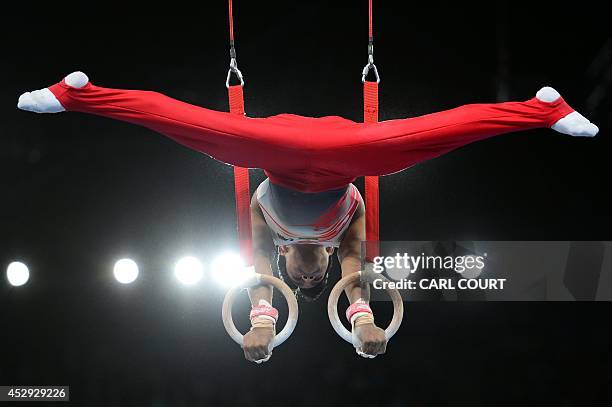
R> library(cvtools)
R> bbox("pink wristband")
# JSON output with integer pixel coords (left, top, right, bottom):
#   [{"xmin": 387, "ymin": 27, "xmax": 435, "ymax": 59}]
[
  {"xmin": 250, "ymin": 305, "xmax": 279, "ymax": 322},
  {"xmin": 346, "ymin": 299, "xmax": 373, "ymax": 323}
]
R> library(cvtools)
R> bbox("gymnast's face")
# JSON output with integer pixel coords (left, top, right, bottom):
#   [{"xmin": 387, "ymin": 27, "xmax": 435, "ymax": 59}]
[{"xmin": 279, "ymin": 244, "xmax": 334, "ymax": 289}]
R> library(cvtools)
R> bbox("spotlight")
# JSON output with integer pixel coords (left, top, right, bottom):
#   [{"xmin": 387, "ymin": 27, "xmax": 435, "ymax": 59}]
[
  {"xmin": 211, "ymin": 252, "xmax": 254, "ymax": 287},
  {"xmin": 6, "ymin": 261, "xmax": 30, "ymax": 287},
  {"xmin": 174, "ymin": 256, "xmax": 204, "ymax": 285},
  {"xmin": 113, "ymin": 259, "xmax": 139, "ymax": 284},
  {"xmin": 459, "ymin": 255, "xmax": 485, "ymax": 279}
]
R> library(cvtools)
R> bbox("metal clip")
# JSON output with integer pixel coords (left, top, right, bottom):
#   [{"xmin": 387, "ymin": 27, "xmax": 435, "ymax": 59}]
[
  {"xmin": 226, "ymin": 55, "xmax": 245, "ymax": 88},
  {"xmin": 361, "ymin": 62, "xmax": 380, "ymax": 84},
  {"xmin": 361, "ymin": 43, "xmax": 380, "ymax": 83}
]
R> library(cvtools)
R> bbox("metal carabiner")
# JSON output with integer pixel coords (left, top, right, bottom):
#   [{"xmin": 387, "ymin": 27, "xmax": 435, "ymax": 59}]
[
  {"xmin": 361, "ymin": 61, "xmax": 380, "ymax": 84},
  {"xmin": 226, "ymin": 57, "xmax": 245, "ymax": 88},
  {"xmin": 361, "ymin": 43, "xmax": 380, "ymax": 83}
]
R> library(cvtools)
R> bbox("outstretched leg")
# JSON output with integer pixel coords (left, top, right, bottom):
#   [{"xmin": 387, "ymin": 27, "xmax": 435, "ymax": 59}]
[
  {"xmin": 17, "ymin": 72, "xmax": 312, "ymax": 174},
  {"xmin": 315, "ymin": 88, "xmax": 599, "ymax": 180}
]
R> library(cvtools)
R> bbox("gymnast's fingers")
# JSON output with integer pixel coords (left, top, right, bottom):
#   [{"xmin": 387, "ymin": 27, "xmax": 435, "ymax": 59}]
[
  {"xmin": 361, "ymin": 340, "xmax": 377, "ymax": 356},
  {"xmin": 243, "ymin": 346, "xmax": 265, "ymax": 362},
  {"xmin": 378, "ymin": 339, "xmax": 387, "ymax": 355}
]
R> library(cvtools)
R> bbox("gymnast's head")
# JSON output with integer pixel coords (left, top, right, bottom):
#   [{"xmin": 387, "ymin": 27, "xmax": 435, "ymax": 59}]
[{"xmin": 277, "ymin": 244, "xmax": 334, "ymax": 301}]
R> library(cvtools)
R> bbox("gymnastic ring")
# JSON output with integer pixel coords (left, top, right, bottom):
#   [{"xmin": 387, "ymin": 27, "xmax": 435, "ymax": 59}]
[
  {"xmin": 222, "ymin": 273, "xmax": 298, "ymax": 349},
  {"xmin": 327, "ymin": 270, "xmax": 403, "ymax": 346}
]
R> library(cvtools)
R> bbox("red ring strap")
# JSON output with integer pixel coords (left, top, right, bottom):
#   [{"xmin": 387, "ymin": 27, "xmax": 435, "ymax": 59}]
[
  {"xmin": 364, "ymin": 80, "xmax": 380, "ymax": 262},
  {"xmin": 364, "ymin": 1, "xmax": 380, "ymax": 262},
  {"xmin": 228, "ymin": 0, "xmax": 235, "ymax": 42},
  {"xmin": 227, "ymin": 0, "xmax": 253, "ymax": 266},
  {"xmin": 368, "ymin": 0, "xmax": 373, "ymax": 40}
]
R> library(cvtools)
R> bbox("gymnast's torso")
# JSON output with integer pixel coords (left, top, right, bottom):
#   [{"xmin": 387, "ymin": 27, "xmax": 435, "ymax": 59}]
[{"xmin": 256, "ymin": 179, "xmax": 363, "ymax": 247}]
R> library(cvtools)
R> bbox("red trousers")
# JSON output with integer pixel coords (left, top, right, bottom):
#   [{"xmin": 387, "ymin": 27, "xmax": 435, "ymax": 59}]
[{"xmin": 49, "ymin": 80, "xmax": 574, "ymax": 193}]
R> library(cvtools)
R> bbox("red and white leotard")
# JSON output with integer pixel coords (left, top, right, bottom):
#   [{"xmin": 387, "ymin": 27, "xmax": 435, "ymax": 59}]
[{"xmin": 256, "ymin": 179, "xmax": 362, "ymax": 247}]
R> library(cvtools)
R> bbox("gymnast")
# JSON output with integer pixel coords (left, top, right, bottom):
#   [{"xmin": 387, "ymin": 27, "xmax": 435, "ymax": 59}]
[{"xmin": 18, "ymin": 71, "xmax": 599, "ymax": 362}]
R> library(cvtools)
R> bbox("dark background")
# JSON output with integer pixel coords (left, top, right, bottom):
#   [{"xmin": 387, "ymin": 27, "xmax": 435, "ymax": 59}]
[{"xmin": 1, "ymin": 1, "xmax": 611, "ymax": 405}]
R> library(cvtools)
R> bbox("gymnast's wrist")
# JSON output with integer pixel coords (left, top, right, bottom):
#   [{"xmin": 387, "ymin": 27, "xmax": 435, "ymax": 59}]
[
  {"xmin": 346, "ymin": 298, "xmax": 375, "ymax": 329},
  {"xmin": 249, "ymin": 300, "xmax": 278, "ymax": 330},
  {"xmin": 353, "ymin": 312, "xmax": 375, "ymax": 328},
  {"xmin": 250, "ymin": 317, "xmax": 276, "ymax": 330}
]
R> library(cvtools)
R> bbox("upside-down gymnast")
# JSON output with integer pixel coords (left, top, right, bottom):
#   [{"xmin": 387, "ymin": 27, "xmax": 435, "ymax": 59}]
[{"xmin": 18, "ymin": 71, "xmax": 599, "ymax": 362}]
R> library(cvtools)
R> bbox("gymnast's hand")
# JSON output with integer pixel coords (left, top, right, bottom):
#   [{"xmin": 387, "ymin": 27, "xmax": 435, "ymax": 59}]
[
  {"xmin": 353, "ymin": 321, "xmax": 387, "ymax": 357},
  {"xmin": 243, "ymin": 326, "xmax": 275, "ymax": 363}
]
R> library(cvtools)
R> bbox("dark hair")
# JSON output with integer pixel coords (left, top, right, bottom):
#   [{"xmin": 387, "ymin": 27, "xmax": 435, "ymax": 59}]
[{"xmin": 276, "ymin": 252, "xmax": 333, "ymax": 302}]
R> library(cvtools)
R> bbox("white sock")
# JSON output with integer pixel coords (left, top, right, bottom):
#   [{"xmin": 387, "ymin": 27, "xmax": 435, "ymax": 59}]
[
  {"xmin": 17, "ymin": 88, "xmax": 65, "ymax": 113},
  {"xmin": 17, "ymin": 71, "xmax": 89, "ymax": 114},
  {"xmin": 64, "ymin": 71, "xmax": 89, "ymax": 88},
  {"xmin": 536, "ymin": 86, "xmax": 599, "ymax": 137},
  {"xmin": 536, "ymin": 86, "xmax": 561, "ymax": 103}
]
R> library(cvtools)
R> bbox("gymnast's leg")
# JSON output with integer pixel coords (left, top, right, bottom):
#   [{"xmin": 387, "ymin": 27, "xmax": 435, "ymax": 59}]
[
  {"xmin": 325, "ymin": 87, "xmax": 600, "ymax": 178},
  {"xmin": 17, "ymin": 72, "xmax": 309, "ymax": 173}
]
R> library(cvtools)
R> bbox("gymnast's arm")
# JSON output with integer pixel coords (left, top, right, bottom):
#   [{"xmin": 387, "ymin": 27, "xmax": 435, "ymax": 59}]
[
  {"xmin": 248, "ymin": 194, "xmax": 275, "ymax": 305},
  {"xmin": 338, "ymin": 201, "xmax": 387, "ymax": 356},
  {"xmin": 241, "ymin": 194, "xmax": 276, "ymax": 362},
  {"xmin": 338, "ymin": 201, "xmax": 366, "ymax": 303}
]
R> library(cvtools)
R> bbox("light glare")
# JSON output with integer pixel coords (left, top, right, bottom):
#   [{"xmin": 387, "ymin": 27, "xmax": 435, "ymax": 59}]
[
  {"xmin": 7, "ymin": 262, "xmax": 30, "ymax": 287},
  {"xmin": 113, "ymin": 259, "xmax": 139, "ymax": 284},
  {"xmin": 174, "ymin": 256, "xmax": 204, "ymax": 285},
  {"xmin": 211, "ymin": 252, "xmax": 254, "ymax": 287}
]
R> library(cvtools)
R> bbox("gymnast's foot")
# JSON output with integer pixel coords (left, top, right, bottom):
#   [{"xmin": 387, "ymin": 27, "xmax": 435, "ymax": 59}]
[
  {"xmin": 536, "ymin": 87, "xmax": 599, "ymax": 137},
  {"xmin": 17, "ymin": 71, "xmax": 89, "ymax": 113}
]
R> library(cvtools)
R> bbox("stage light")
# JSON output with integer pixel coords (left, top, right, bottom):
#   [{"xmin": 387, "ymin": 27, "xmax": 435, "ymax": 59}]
[
  {"xmin": 211, "ymin": 252, "xmax": 254, "ymax": 287},
  {"xmin": 6, "ymin": 262, "xmax": 30, "ymax": 287},
  {"xmin": 113, "ymin": 259, "xmax": 139, "ymax": 284},
  {"xmin": 174, "ymin": 256, "xmax": 204, "ymax": 285},
  {"xmin": 460, "ymin": 255, "xmax": 485, "ymax": 279}
]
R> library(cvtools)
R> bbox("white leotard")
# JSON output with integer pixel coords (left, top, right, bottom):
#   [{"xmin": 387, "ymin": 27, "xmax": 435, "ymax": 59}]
[{"xmin": 256, "ymin": 179, "xmax": 363, "ymax": 247}]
